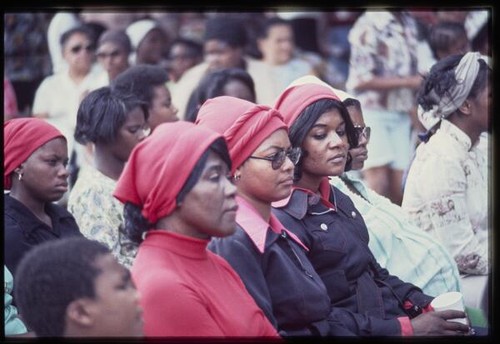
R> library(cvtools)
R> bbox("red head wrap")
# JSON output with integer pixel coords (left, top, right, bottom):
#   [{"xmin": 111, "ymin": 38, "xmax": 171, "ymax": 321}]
[
  {"xmin": 195, "ymin": 96, "xmax": 287, "ymax": 174},
  {"xmin": 4, "ymin": 118, "xmax": 65, "ymax": 189},
  {"xmin": 273, "ymin": 83, "xmax": 341, "ymax": 127},
  {"xmin": 113, "ymin": 121, "xmax": 223, "ymax": 224}
]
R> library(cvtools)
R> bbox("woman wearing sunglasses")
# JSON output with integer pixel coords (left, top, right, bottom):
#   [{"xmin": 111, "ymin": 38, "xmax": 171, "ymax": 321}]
[
  {"xmin": 272, "ymin": 82, "xmax": 470, "ymax": 336},
  {"xmin": 196, "ymin": 96, "xmax": 355, "ymax": 337}
]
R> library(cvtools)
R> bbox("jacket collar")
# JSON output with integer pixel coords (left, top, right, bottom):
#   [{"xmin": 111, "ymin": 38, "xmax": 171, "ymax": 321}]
[{"xmin": 236, "ymin": 196, "xmax": 308, "ymax": 253}]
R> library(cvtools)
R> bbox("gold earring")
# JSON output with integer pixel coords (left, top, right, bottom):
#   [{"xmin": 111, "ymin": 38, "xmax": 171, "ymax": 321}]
[{"xmin": 233, "ymin": 174, "xmax": 241, "ymax": 181}]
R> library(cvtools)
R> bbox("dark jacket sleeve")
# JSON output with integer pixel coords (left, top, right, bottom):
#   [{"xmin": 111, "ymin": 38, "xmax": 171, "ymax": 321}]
[
  {"xmin": 370, "ymin": 258, "xmax": 435, "ymax": 308},
  {"xmin": 208, "ymin": 235, "xmax": 278, "ymax": 329}
]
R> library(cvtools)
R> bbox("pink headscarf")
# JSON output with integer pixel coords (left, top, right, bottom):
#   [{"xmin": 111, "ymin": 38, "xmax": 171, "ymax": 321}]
[
  {"xmin": 195, "ymin": 96, "xmax": 287, "ymax": 174},
  {"xmin": 113, "ymin": 121, "xmax": 223, "ymax": 224},
  {"xmin": 273, "ymin": 83, "xmax": 341, "ymax": 127},
  {"xmin": 4, "ymin": 118, "xmax": 65, "ymax": 189}
]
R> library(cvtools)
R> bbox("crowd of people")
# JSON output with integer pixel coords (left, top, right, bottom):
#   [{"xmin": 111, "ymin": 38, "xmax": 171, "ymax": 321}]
[{"xmin": 4, "ymin": 8, "xmax": 492, "ymax": 339}]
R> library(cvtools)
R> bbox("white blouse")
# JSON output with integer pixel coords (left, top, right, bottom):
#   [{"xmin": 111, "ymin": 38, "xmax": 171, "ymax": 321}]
[{"xmin": 402, "ymin": 120, "xmax": 489, "ymax": 275}]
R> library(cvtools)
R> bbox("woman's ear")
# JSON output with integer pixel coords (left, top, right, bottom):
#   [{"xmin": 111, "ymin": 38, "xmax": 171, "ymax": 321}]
[{"xmin": 458, "ymin": 99, "xmax": 472, "ymax": 116}]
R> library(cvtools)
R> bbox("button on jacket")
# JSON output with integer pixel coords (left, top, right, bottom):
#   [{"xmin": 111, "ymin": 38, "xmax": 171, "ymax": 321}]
[{"xmin": 273, "ymin": 184, "xmax": 434, "ymax": 336}]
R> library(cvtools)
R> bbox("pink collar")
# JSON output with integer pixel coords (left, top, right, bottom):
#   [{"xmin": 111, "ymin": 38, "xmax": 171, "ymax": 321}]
[{"xmin": 236, "ymin": 196, "xmax": 309, "ymax": 253}]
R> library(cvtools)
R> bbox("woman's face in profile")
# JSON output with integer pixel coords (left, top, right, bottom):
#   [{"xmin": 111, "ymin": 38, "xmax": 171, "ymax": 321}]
[
  {"xmin": 176, "ymin": 151, "xmax": 238, "ymax": 239},
  {"xmin": 16, "ymin": 137, "xmax": 69, "ymax": 202}
]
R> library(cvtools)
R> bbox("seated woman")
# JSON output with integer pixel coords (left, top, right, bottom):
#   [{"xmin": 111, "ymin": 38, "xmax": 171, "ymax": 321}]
[
  {"xmin": 402, "ymin": 52, "xmax": 491, "ymax": 314},
  {"xmin": 185, "ymin": 67, "xmax": 256, "ymax": 122},
  {"xmin": 67, "ymin": 87, "xmax": 149, "ymax": 268},
  {"xmin": 290, "ymin": 74, "xmax": 461, "ymax": 297},
  {"xmin": 4, "ymin": 118, "xmax": 82, "ymax": 276},
  {"xmin": 272, "ymin": 82, "xmax": 470, "ymax": 336},
  {"xmin": 196, "ymin": 96, "xmax": 354, "ymax": 337},
  {"xmin": 113, "ymin": 121, "xmax": 278, "ymax": 337}
]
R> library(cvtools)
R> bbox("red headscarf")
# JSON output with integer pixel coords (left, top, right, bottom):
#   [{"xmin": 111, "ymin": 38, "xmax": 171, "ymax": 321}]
[
  {"xmin": 4, "ymin": 118, "xmax": 65, "ymax": 189},
  {"xmin": 113, "ymin": 121, "xmax": 223, "ymax": 224},
  {"xmin": 195, "ymin": 96, "xmax": 287, "ymax": 174},
  {"xmin": 273, "ymin": 83, "xmax": 340, "ymax": 127}
]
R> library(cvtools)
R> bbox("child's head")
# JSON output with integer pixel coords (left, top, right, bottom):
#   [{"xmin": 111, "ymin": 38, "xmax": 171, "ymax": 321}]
[{"xmin": 14, "ymin": 237, "xmax": 143, "ymax": 337}]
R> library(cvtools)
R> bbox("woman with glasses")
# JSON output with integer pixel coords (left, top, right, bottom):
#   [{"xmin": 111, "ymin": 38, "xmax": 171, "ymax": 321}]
[
  {"xmin": 272, "ymin": 82, "xmax": 470, "ymax": 336},
  {"xmin": 196, "ymin": 96, "xmax": 355, "ymax": 337},
  {"xmin": 67, "ymin": 86, "xmax": 149, "ymax": 269}
]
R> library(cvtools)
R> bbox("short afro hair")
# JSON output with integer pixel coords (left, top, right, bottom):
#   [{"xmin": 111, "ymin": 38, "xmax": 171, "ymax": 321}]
[
  {"xmin": 14, "ymin": 237, "xmax": 111, "ymax": 337},
  {"xmin": 111, "ymin": 64, "xmax": 169, "ymax": 108}
]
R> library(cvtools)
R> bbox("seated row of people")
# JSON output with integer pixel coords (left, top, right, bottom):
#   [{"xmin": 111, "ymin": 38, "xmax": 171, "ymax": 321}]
[{"xmin": 4, "ymin": 51, "xmax": 490, "ymax": 337}]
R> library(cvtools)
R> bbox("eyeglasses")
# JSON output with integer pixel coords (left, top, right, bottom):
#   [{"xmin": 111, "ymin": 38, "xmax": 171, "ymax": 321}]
[
  {"xmin": 70, "ymin": 44, "xmax": 95, "ymax": 54},
  {"xmin": 249, "ymin": 147, "xmax": 302, "ymax": 170},
  {"xmin": 354, "ymin": 125, "xmax": 371, "ymax": 141}
]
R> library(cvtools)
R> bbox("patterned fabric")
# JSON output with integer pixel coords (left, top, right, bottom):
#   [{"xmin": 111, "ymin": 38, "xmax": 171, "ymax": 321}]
[
  {"xmin": 402, "ymin": 120, "xmax": 489, "ymax": 275},
  {"xmin": 330, "ymin": 172, "xmax": 461, "ymax": 297},
  {"xmin": 4, "ymin": 13, "xmax": 52, "ymax": 82},
  {"xmin": 68, "ymin": 166, "xmax": 137, "ymax": 268},
  {"xmin": 346, "ymin": 11, "xmax": 420, "ymax": 112}
]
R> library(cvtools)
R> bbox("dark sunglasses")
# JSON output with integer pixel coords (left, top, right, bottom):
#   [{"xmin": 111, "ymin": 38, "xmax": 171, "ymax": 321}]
[
  {"xmin": 354, "ymin": 125, "xmax": 371, "ymax": 141},
  {"xmin": 70, "ymin": 44, "xmax": 95, "ymax": 54},
  {"xmin": 249, "ymin": 147, "xmax": 302, "ymax": 170}
]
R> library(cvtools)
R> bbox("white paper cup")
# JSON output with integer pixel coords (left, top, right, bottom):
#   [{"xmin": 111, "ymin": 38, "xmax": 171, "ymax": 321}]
[{"xmin": 430, "ymin": 291, "xmax": 468, "ymax": 325}]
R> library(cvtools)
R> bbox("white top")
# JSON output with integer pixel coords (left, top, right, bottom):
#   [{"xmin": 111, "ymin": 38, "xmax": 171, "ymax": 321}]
[
  {"xmin": 402, "ymin": 120, "xmax": 489, "ymax": 275},
  {"xmin": 32, "ymin": 66, "xmax": 103, "ymax": 154}
]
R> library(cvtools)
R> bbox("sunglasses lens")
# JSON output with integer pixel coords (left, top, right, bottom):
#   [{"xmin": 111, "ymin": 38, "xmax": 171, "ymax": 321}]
[
  {"xmin": 272, "ymin": 151, "xmax": 286, "ymax": 170},
  {"xmin": 364, "ymin": 127, "xmax": 371, "ymax": 141},
  {"xmin": 71, "ymin": 45, "xmax": 82, "ymax": 54},
  {"xmin": 288, "ymin": 148, "xmax": 301, "ymax": 165}
]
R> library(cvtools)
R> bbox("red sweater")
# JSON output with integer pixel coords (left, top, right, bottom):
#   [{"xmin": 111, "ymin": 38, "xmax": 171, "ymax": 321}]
[{"xmin": 132, "ymin": 230, "xmax": 280, "ymax": 338}]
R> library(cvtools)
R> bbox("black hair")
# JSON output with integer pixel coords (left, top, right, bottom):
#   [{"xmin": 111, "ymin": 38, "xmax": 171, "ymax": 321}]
[
  {"xmin": 98, "ymin": 29, "xmax": 132, "ymax": 55},
  {"xmin": 74, "ymin": 86, "xmax": 148, "ymax": 145},
  {"xmin": 60, "ymin": 25, "xmax": 95, "ymax": 49},
  {"xmin": 342, "ymin": 97, "xmax": 362, "ymax": 112},
  {"xmin": 256, "ymin": 17, "xmax": 291, "ymax": 40},
  {"xmin": 203, "ymin": 17, "xmax": 247, "ymax": 48},
  {"xmin": 288, "ymin": 99, "xmax": 358, "ymax": 181},
  {"xmin": 417, "ymin": 53, "xmax": 490, "ymax": 114},
  {"xmin": 111, "ymin": 64, "xmax": 169, "ymax": 108},
  {"xmin": 168, "ymin": 37, "xmax": 203, "ymax": 59},
  {"xmin": 185, "ymin": 68, "xmax": 256, "ymax": 122},
  {"xmin": 14, "ymin": 237, "xmax": 110, "ymax": 337},
  {"xmin": 429, "ymin": 21, "xmax": 468, "ymax": 60},
  {"xmin": 121, "ymin": 137, "xmax": 231, "ymax": 244}
]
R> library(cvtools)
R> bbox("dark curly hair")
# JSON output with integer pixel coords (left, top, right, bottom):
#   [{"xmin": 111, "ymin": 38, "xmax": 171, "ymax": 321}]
[
  {"xmin": 14, "ymin": 237, "xmax": 110, "ymax": 337},
  {"xmin": 121, "ymin": 137, "xmax": 231, "ymax": 244},
  {"xmin": 417, "ymin": 53, "xmax": 490, "ymax": 114},
  {"xmin": 185, "ymin": 68, "xmax": 256, "ymax": 122},
  {"xmin": 74, "ymin": 86, "xmax": 148, "ymax": 145},
  {"xmin": 111, "ymin": 64, "xmax": 169, "ymax": 108},
  {"xmin": 288, "ymin": 99, "xmax": 358, "ymax": 181}
]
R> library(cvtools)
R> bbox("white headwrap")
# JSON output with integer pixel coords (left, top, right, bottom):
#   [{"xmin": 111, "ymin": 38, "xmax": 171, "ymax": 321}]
[
  {"xmin": 418, "ymin": 52, "xmax": 489, "ymax": 130},
  {"xmin": 126, "ymin": 19, "xmax": 158, "ymax": 50},
  {"xmin": 286, "ymin": 75, "xmax": 355, "ymax": 102}
]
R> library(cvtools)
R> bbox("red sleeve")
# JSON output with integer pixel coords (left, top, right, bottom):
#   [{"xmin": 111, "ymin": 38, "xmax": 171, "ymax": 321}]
[
  {"xmin": 139, "ymin": 275, "xmax": 225, "ymax": 336},
  {"xmin": 397, "ymin": 316, "xmax": 414, "ymax": 336}
]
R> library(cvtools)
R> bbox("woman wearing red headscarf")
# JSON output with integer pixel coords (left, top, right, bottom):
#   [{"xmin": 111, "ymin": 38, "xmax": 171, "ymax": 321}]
[
  {"xmin": 113, "ymin": 121, "xmax": 278, "ymax": 338},
  {"xmin": 4, "ymin": 118, "xmax": 82, "ymax": 276},
  {"xmin": 271, "ymin": 82, "xmax": 470, "ymax": 336},
  {"xmin": 196, "ymin": 96, "xmax": 355, "ymax": 337}
]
